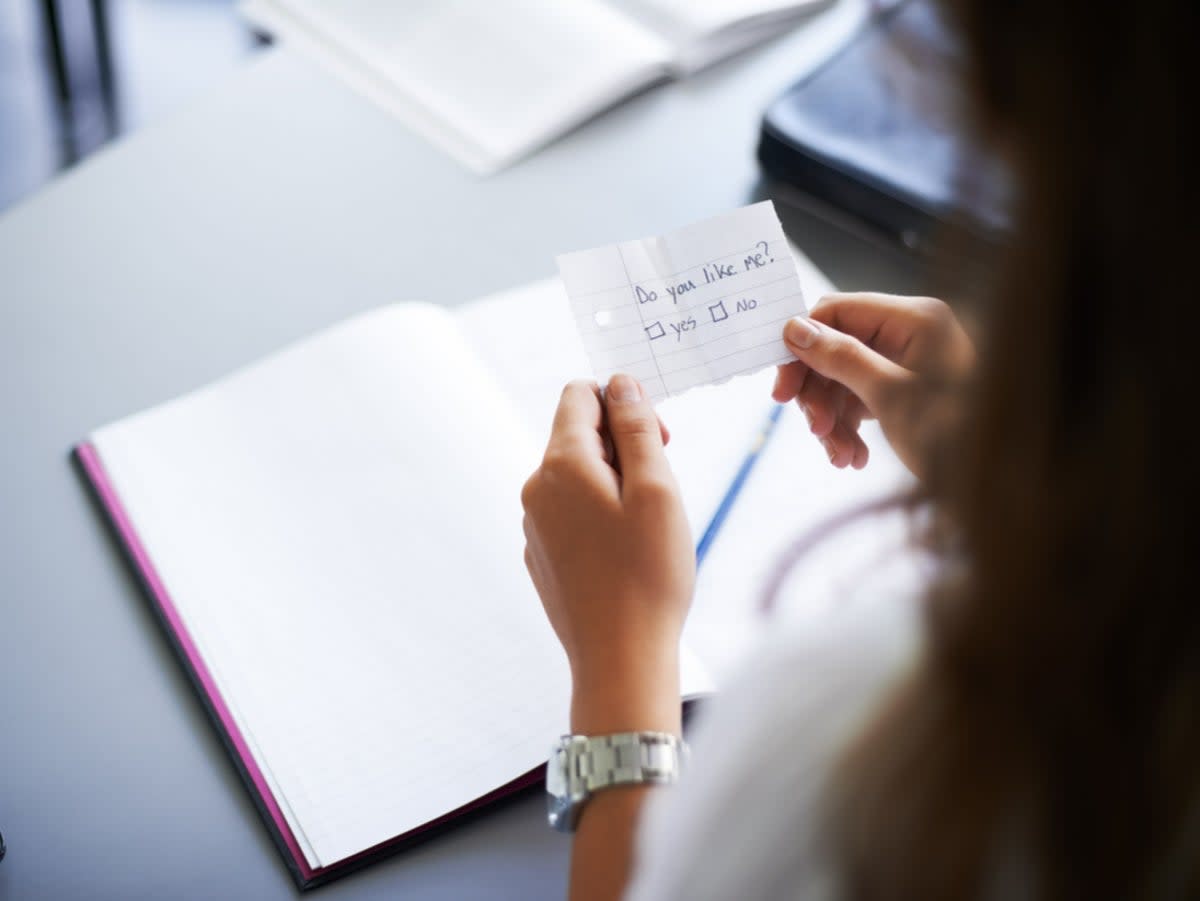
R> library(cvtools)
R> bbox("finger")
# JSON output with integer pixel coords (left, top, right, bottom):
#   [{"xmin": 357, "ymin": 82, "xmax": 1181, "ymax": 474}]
[
  {"xmin": 803, "ymin": 380, "xmax": 871, "ymax": 469},
  {"xmin": 549, "ymin": 380, "xmax": 602, "ymax": 440},
  {"xmin": 546, "ymin": 380, "xmax": 609, "ymax": 461},
  {"xmin": 822, "ymin": 419, "xmax": 867, "ymax": 470},
  {"xmin": 851, "ymin": 433, "xmax": 870, "ymax": 470},
  {"xmin": 548, "ymin": 380, "xmax": 669, "ymax": 455},
  {"xmin": 796, "ymin": 372, "xmax": 840, "ymax": 438},
  {"xmin": 798, "ymin": 376, "xmax": 872, "ymax": 467},
  {"xmin": 783, "ymin": 316, "xmax": 911, "ymax": 416},
  {"xmin": 812, "ymin": 292, "xmax": 939, "ymax": 334},
  {"xmin": 772, "ymin": 360, "xmax": 810, "ymax": 403},
  {"xmin": 811, "ymin": 293, "xmax": 958, "ymax": 366},
  {"xmin": 604, "ymin": 373, "xmax": 672, "ymax": 488},
  {"xmin": 831, "ymin": 402, "xmax": 870, "ymax": 469},
  {"xmin": 794, "ymin": 399, "xmax": 816, "ymax": 434}
]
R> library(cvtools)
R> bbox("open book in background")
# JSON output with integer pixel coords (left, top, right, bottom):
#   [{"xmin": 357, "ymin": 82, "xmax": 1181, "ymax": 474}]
[
  {"xmin": 239, "ymin": 0, "xmax": 862, "ymax": 174},
  {"xmin": 75, "ymin": 246, "xmax": 910, "ymax": 887}
]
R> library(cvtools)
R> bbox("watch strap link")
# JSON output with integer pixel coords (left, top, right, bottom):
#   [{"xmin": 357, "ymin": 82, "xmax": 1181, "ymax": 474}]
[
  {"xmin": 548, "ymin": 731, "xmax": 687, "ymax": 832},
  {"xmin": 569, "ymin": 732, "xmax": 685, "ymax": 792}
]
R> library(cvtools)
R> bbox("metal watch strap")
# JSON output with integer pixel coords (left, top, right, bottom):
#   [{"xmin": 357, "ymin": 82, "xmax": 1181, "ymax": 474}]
[{"xmin": 547, "ymin": 732, "xmax": 688, "ymax": 833}]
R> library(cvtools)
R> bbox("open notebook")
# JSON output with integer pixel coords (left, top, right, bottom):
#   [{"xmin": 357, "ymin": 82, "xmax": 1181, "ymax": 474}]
[
  {"xmin": 75, "ymin": 253, "xmax": 836, "ymax": 888},
  {"xmin": 239, "ymin": 0, "xmax": 851, "ymax": 174}
]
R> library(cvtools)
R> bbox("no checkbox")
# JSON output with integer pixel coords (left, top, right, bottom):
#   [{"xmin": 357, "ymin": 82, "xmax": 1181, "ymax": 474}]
[{"xmin": 709, "ymin": 301, "xmax": 729, "ymax": 323}]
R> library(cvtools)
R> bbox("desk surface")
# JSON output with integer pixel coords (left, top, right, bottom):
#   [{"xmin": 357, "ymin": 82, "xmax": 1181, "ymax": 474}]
[{"xmin": 0, "ymin": 7, "xmax": 923, "ymax": 898}]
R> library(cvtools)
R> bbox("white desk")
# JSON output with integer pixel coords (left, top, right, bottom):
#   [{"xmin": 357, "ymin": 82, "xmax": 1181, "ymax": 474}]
[{"xmin": 0, "ymin": 17, "xmax": 923, "ymax": 898}]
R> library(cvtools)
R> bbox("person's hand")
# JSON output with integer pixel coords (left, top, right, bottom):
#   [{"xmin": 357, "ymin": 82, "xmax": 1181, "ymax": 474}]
[
  {"xmin": 772, "ymin": 292, "xmax": 975, "ymax": 477},
  {"xmin": 521, "ymin": 376, "xmax": 694, "ymax": 735}
]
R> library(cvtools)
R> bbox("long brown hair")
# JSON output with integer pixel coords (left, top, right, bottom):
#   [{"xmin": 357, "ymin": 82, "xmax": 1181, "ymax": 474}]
[{"xmin": 829, "ymin": 1, "xmax": 1197, "ymax": 898}]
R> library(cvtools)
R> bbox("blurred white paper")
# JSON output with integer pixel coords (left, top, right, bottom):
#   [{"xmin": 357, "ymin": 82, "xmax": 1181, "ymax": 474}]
[
  {"xmin": 241, "ymin": 0, "xmax": 671, "ymax": 174},
  {"xmin": 240, "ymin": 0, "xmax": 861, "ymax": 174},
  {"xmin": 557, "ymin": 201, "xmax": 808, "ymax": 401}
]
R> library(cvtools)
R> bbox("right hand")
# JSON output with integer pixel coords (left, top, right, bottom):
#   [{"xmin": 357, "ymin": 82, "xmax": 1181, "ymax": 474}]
[
  {"xmin": 772, "ymin": 292, "xmax": 975, "ymax": 478},
  {"xmin": 521, "ymin": 377, "xmax": 694, "ymax": 735}
]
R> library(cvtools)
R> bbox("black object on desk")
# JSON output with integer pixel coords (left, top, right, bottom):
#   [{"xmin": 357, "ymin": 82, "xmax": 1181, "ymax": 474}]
[{"xmin": 758, "ymin": 0, "xmax": 1009, "ymax": 254}]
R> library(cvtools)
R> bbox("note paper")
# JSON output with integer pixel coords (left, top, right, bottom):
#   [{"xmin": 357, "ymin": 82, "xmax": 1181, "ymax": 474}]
[{"xmin": 556, "ymin": 201, "xmax": 808, "ymax": 401}]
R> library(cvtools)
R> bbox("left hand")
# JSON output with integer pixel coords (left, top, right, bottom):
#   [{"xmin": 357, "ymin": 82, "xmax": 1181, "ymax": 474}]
[
  {"xmin": 772, "ymin": 292, "xmax": 975, "ymax": 476},
  {"xmin": 521, "ymin": 375, "xmax": 694, "ymax": 735}
]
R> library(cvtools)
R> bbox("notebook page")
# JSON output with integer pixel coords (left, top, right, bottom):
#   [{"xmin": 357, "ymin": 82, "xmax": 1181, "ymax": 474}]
[
  {"xmin": 241, "ymin": 0, "xmax": 673, "ymax": 174},
  {"xmin": 92, "ymin": 304, "xmax": 570, "ymax": 868}
]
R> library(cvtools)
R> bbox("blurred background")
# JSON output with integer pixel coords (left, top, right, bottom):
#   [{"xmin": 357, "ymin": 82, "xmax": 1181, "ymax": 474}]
[
  {"xmin": 0, "ymin": 0, "xmax": 265, "ymax": 213},
  {"xmin": 2, "ymin": 0, "xmax": 989, "ymax": 255}
]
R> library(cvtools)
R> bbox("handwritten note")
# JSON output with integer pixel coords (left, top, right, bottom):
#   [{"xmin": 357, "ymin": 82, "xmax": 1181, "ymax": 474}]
[{"xmin": 556, "ymin": 201, "xmax": 808, "ymax": 402}]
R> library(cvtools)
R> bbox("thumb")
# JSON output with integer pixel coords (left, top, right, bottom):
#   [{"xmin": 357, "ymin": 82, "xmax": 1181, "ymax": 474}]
[
  {"xmin": 783, "ymin": 316, "xmax": 910, "ymax": 413},
  {"xmin": 605, "ymin": 374, "xmax": 670, "ymax": 487}
]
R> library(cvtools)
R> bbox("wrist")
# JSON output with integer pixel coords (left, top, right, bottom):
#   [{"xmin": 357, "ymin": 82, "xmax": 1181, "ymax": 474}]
[{"xmin": 569, "ymin": 650, "xmax": 681, "ymax": 735}]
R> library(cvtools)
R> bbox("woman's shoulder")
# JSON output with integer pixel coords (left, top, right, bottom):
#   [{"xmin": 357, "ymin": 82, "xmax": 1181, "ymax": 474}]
[{"xmin": 628, "ymin": 590, "xmax": 921, "ymax": 901}]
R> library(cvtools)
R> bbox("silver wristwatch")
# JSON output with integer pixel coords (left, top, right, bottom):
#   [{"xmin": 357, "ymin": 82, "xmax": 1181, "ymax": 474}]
[{"xmin": 546, "ymin": 732, "xmax": 688, "ymax": 832}]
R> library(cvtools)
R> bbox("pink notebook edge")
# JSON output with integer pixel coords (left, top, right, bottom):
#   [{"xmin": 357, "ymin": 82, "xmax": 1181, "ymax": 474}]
[{"xmin": 74, "ymin": 441, "xmax": 546, "ymax": 889}]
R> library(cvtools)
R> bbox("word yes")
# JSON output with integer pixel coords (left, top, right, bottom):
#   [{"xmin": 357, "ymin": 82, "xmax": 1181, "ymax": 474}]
[{"xmin": 669, "ymin": 316, "xmax": 697, "ymax": 341}]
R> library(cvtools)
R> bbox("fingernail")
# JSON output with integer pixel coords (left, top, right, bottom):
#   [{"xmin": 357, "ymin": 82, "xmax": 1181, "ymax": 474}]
[
  {"xmin": 608, "ymin": 373, "xmax": 642, "ymax": 403},
  {"xmin": 784, "ymin": 317, "xmax": 820, "ymax": 350},
  {"xmin": 822, "ymin": 438, "xmax": 837, "ymax": 463}
]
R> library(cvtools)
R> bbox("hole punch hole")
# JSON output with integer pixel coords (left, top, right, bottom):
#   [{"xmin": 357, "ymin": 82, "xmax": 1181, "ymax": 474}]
[{"xmin": 594, "ymin": 310, "xmax": 614, "ymax": 327}]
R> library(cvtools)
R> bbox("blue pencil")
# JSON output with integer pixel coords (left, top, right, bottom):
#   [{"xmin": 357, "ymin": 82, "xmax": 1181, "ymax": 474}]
[{"xmin": 695, "ymin": 403, "xmax": 784, "ymax": 566}]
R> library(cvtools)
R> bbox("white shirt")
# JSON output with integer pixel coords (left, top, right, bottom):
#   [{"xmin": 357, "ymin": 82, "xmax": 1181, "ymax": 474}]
[{"xmin": 626, "ymin": 588, "xmax": 920, "ymax": 900}]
